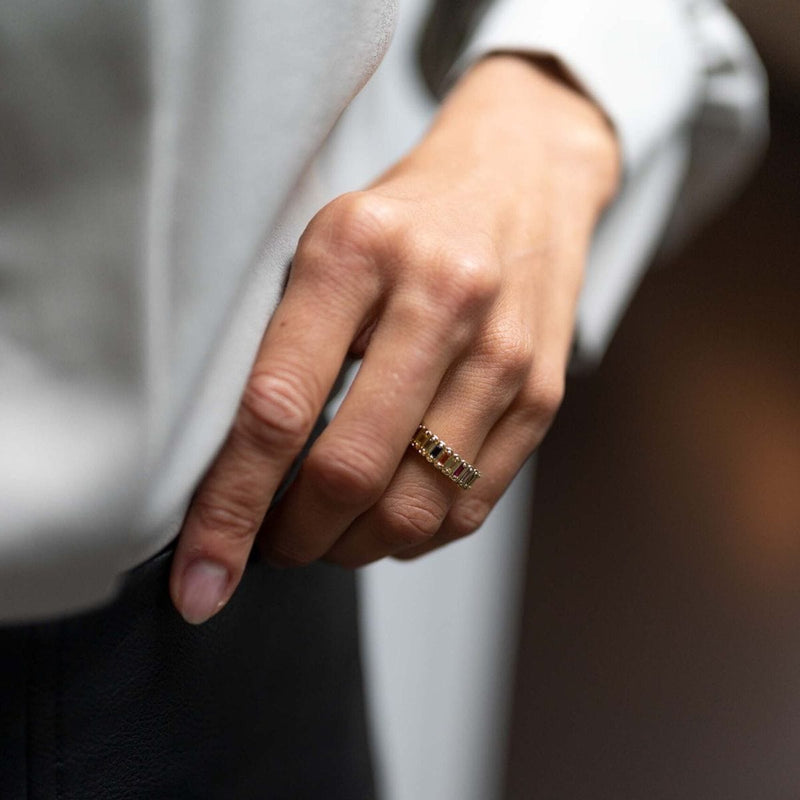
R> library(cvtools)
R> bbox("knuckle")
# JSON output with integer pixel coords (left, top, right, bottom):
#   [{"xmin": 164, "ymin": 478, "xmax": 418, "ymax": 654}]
[
  {"xmin": 521, "ymin": 371, "xmax": 565, "ymax": 425},
  {"xmin": 436, "ymin": 248, "xmax": 500, "ymax": 317},
  {"xmin": 337, "ymin": 191, "xmax": 400, "ymax": 231},
  {"xmin": 316, "ymin": 192, "xmax": 399, "ymax": 257},
  {"xmin": 376, "ymin": 494, "xmax": 445, "ymax": 549},
  {"xmin": 295, "ymin": 192, "xmax": 400, "ymax": 290},
  {"xmin": 238, "ymin": 370, "xmax": 317, "ymax": 451},
  {"xmin": 303, "ymin": 443, "xmax": 385, "ymax": 508},
  {"xmin": 483, "ymin": 321, "xmax": 534, "ymax": 381},
  {"xmin": 447, "ymin": 497, "xmax": 492, "ymax": 540},
  {"xmin": 192, "ymin": 497, "xmax": 256, "ymax": 544}
]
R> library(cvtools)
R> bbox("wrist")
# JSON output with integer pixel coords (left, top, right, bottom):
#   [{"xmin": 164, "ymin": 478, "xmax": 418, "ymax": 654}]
[{"xmin": 430, "ymin": 52, "xmax": 621, "ymax": 220}]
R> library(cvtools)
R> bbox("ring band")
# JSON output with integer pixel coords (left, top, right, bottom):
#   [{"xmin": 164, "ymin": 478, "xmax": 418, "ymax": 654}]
[{"xmin": 410, "ymin": 423, "xmax": 481, "ymax": 490}]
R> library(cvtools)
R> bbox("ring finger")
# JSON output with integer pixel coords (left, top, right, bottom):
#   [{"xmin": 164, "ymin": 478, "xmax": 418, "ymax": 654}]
[
  {"xmin": 394, "ymin": 382, "xmax": 561, "ymax": 560},
  {"xmin": 321, "ymin": 352, "xmax": 525, "ymax": 567}
]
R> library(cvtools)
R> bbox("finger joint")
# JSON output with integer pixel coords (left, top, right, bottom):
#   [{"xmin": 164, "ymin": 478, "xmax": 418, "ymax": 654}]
[
  {"xmin": 303, "ymin": 444, "xmax": 386, "ymax": 509},
  {"xmin": 191, "ymin": 497, "xmax": 257, "ymax": 545},
  {"xmin": 376, "ymin": 494, "xmax": 446, "ymax": 549},
  {"xmin": 238, "ymin": 371, "xmax": 317, "ymax": 452}
]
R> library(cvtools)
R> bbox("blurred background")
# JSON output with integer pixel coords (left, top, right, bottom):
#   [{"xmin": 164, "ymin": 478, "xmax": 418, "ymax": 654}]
[{"xmin": 506, "ymin": 3, "xmax": 800, "ymax": 797}]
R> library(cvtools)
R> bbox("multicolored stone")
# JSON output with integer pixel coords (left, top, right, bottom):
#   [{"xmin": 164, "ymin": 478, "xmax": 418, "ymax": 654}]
[{"xmin": 410, "ymin": 424, "xmax": 480, "ymax": 490}]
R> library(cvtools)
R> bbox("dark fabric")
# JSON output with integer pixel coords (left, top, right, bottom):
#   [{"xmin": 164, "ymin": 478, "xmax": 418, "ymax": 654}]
[
  {"xmin": 0, "ymin": 551, "xmax": 376, "ymax": 800},
  {"xmin": 417, "ymin": 0, "xmax": 492, "ymax": 97}
]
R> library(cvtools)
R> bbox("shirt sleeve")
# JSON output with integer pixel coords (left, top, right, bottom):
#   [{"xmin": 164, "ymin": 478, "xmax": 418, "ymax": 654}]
[{"xmin": 454, "ymin": 0, "xmax": 768, "ymax": 362}]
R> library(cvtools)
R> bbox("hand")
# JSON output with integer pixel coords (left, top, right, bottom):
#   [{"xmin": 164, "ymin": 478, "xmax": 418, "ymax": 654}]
[{"xmin": 169, "ymin": 54, "xmax": 620, "ymax": 624}]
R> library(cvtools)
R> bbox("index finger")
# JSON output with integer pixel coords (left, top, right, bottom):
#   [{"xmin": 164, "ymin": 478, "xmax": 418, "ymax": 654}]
[{"xmin": 169, "ymin": 258, "xmax": 372, "ymax": 624}]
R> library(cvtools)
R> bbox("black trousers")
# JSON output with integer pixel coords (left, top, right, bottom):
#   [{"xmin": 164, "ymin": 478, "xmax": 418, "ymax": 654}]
[{"xmin": 0, "ymin": 549, "xmax": 376, "ymax": 799}]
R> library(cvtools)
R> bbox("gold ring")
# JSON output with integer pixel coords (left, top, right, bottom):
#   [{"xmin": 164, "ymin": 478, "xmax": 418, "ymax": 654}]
[{"xmin": 410, "ymin": 423, "xmax": 481, "ymax": 490}]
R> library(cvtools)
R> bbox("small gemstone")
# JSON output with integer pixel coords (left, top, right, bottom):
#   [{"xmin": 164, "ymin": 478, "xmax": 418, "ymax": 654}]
[
  {"xmin": 443, "ymin": 455, "xmax": 460, "ymax": 474},
  {"xmin": 452, "ymin": 463, "xmax": 465, "ymax": 479},
  {"xmin": 430, "ymin": 444, "xmax": 444, "ymax": 460},
  {"xmin": 413, "ymin": 428, "xmax": 429, "ymax": 447},
  {"xmin": 437, "ymin": 449, "xmax": 451, "ymax": 466},
  {"xmin": 423, "ymin": 436, "xmax": 440, "ymax": 456}
]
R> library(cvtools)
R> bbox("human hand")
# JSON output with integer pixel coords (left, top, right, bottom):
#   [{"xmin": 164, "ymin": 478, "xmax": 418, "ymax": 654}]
[{"xmin": 169, "ymin": 54, "xmax": 620, "ymax": 624}]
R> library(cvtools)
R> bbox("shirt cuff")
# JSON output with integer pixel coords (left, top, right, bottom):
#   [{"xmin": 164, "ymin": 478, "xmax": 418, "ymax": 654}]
[{"xmin": 452, "ymin": 0, "xmax": 703, "ymax": 175}]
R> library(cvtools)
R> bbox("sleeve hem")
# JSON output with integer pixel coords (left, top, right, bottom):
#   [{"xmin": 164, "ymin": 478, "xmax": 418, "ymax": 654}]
[{"xmin": 451, "ymin": 0, "xmax": 704, "ymax": 177}]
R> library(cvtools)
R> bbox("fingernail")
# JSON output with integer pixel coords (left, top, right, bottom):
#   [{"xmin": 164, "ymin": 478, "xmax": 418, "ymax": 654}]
[{"xmin": 179, "ymin": 560, "xmax": 230, "ymax": 625}]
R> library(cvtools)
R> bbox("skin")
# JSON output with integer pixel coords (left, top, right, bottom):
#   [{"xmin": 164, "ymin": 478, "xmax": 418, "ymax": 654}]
[{"xmin": 168, "ymin": 53, "xmax": 621, "ymax": 625}]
